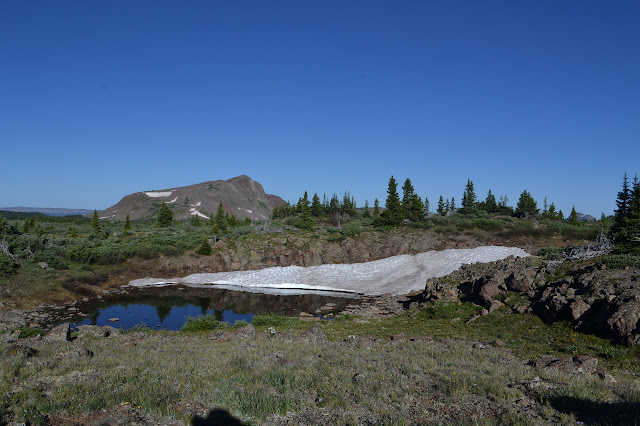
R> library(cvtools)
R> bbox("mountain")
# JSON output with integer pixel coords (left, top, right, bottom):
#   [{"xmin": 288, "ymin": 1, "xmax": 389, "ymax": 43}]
[
  {"xmin": 577, "ymin": 213, "xmax": 596, "ymax": 222},
  {"xmin": 0, "ymin": 207, "xmax": 93, "ymax": 216},
  {"xmin": 98, "ymin": 175, "xmax": 286, "ymax": 222}
]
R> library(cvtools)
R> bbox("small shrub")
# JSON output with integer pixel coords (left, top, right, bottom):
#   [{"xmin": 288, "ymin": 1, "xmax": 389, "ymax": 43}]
[
  {"xmin": 536, "ymin": 246, "xmax": 564, "ymax": 260},
  {"xmin": 181, "ymin": 315, "xmax": 223, "ymax": 332},
  {"xmin": 600, "ymin": 254, "xmax": 639, "ymax": 270},
  {"xmin": 195, "ymin": 238, "xmax": 212, "ymax": 255},
  {"xmin": 127, "ymin": 323, "xmax": 150, "ymax": 333},
  {"xmin": 0, "ymin": 253, "xmax": 18, "ymax": 275},
  {"xmin": 340, "ymin": 222, "xmax": 362, "ymax": 237},
  {"xmin": 17, "ymin": 327, "xmax": 43, "ymax": 338},
  {"xmin": 252, "ymin": 314, "xmax": 301, "ymax": 327},
  {"xmin": 599, "ymin": 345, "xmax": 629, "ymax": 360}
]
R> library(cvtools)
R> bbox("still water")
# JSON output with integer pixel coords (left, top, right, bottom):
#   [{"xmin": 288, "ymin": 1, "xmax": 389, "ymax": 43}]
[{"xmin": 69, "ymin": 286, "xmax": 361, "ymax": 331}]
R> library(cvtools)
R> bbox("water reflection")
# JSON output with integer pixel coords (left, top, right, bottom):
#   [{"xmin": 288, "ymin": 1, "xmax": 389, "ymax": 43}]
[{"xmin": 71, "ymin": 286, "xmax": 361, "ymax": 331}]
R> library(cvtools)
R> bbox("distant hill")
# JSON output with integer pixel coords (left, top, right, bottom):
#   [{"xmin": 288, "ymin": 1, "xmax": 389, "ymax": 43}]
[
  {"xmin": 98, "ymin": 175, "xmax": 286, "ymax": 222},
  {"xmin": 577, "ymin": 213, "xmax": 596, "ymax": 222},
  {"xmin": 0, "ymin": 207, "xmax": 93, "ymax": 216}
]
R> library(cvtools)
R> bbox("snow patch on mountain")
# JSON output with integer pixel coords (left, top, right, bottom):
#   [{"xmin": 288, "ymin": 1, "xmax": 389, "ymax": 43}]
[{"xmin": 144, "ymin": 191, "xmax": 173, "ymax": 198}]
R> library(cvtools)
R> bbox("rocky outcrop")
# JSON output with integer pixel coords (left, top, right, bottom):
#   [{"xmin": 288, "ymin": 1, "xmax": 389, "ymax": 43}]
[{"xmin": 420, "ymin": 247, "xmax": 640, "ymax": 345}]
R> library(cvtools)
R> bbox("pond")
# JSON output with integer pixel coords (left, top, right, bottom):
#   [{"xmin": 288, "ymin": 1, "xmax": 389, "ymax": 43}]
[{"xmin": 62, "ymin": 285, "xmax": 362, "ymax": 331}]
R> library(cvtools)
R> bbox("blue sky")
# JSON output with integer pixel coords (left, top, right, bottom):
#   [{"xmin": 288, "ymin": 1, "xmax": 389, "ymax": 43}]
[{"xmin": 1, "ymin": 1, "xmax": 638, "ymax": 216}]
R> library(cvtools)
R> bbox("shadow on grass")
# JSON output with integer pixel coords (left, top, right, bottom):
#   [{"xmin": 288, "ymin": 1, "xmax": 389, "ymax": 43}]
[
  {"xmin": 192, "ymin": 408, "xmax": 245, "ymax": 426},
  {"xmin": 547, "ymin": 395, "xmax": 640, "ymax": 425}
]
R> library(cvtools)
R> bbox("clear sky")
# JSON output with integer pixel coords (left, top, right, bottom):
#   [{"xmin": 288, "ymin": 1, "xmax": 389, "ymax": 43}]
[{"xmin": 1, "ymin": 1, "xmax": 638, "ymax": 216}]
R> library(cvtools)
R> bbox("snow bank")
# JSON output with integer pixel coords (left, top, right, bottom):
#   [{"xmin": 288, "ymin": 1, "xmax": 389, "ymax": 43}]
[
  {"xmin": 129, "ymin": 246, "xmax": 528, "ymax": 296},
  {"xmin": 145, "ymin": 191, "xmax": 172, "ymax": 198}
]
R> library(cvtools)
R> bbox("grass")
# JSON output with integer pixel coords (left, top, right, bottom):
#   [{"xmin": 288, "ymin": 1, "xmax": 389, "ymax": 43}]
[
  {"xmin": 2, "ymin": 302, "xmax": 640, "ymax": 424},
  {"xmin": 3, "ymin": 318, "xmax": 636, "ymax": 425}
]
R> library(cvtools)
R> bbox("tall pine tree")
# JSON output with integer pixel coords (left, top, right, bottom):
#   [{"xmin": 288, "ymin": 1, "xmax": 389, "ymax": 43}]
[
  {"xmin": 379, "ymin": 176, "xmax": 402, "ymax": 226},
  {"xmin": 460, "ymin": 179, "xmax": 477, "ymax": 214}
]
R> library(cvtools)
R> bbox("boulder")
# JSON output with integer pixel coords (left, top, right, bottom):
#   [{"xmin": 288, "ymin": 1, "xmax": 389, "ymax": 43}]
[{"xmin": 44, "ymin": 323, "xmax": 71, "ymax": 342}]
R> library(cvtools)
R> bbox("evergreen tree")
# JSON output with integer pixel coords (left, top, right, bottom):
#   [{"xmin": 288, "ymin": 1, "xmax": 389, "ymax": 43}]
[
  {"xmin": 70, "ymin": 226, "xmax": 78, "ymax": 239},
  {"xmin": 295, "ymin": 191, "xmax": 315, "ymax": 230},
  {"xmin": 341, "ymin": 191, "xmax": 357, "ymax": 217},
  {"xmin": 600, "ymin": 213, "xmax": 609, "ymax": 231},
  {"xmin": 91, "ymin": 210, "xmax": 102, "ymax": 235},
  {"xmin": 514, "ymin": 190, "xmax": 538, "ymax": 217},
  {"xmin": 460, "ymin": 179, "xmax": 477, "ymax": 214},
  {"xmin": 548, "ymin": 202, "xmax": 558, "ymax": 220},
  {"xmin": 196, "ymin": 237, "xmax": 213, "ymax": 255},
  {"xmin": 156, "ymin": 202, "xmax": 173, "ymax": 227},
  {"xmin": 401, "ymin": 178, "xmax": 424, "ymax": 221},
  {"xmin": 227, "ymin": 213, "xmax": 238, "ymax": 227},
  {"xmin": 611, "ymin": 172, "xmax": 631, "ymax": 235},
  {"xmin": 311, "ymin": 193, "xmax": 323, "ymax": 217},
  {"xmin": 190, "ymin": 214, "xmax": 202, "ymax": 227},
  {"xmin": 542, "ymin": 197, "xmax": 549, "ymax": 217},
  {"xmin": 568, "ymin": 206, "xmax": 580, "ymax": 224},
  {"xmin": 484, "ymin": 190, "xmax": 497, "ymax": 213},
  {"xmin": 558, "ymin": 209, "xmax": 564, "ymax": 221},
  {"xmin": 437, "ymin": 196, "xmax": 446, "ymax": 215},
  {"xmin": 424, "ymin": 196, "xmax": 430, "ymax": 216},
  {"xmin": 123, "ymin": 214, "xmax": 131, "ymax": 235},
  {"xmin": 329, "ymin": 194, "xmax": 340, "ymax": 214},
  {"xmin": 373, "ymin": 199, "xmax": 380, "ymax": 217},
  {"xmin": 450, "ymin": 197, "xmax": 456, "ymax": 211},
  {"xmin": 214, "ymin": 201, "xmax": 227, "ymax": 232},
  {"xmin": 380, "ymin": 176, "xmax": 402, "ymax": 225},
  {"xmin": 362, "ymin": 200, "xmax": 372, "ymax": 218}
]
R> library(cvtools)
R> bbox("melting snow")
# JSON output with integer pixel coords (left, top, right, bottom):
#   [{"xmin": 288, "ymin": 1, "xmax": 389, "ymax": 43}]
[
  {"xmin": 167, "ymin": 197, "xmax": 179, "ymax": 204},
  {"xmin": 145, "ymin": 191, "xmax": 172, "ymax": 198},
  {"xmin": 190, "ymin": 210, "xmax": 210, "ymax": 219},
  {"xmin": 246, "ymin": 209, "xmax": 253, "ymax": 213},
  {"xmin": 129, "ymin": 246, "xmax": 528, "ymax": 296}
]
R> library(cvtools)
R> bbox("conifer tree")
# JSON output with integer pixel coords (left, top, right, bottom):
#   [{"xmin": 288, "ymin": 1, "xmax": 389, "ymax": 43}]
[
  {"xmin": 401, "ymin": 178, "xmax": 424, "ymax": 222},
  {"xmin": 514, "ymin": 190, "xmax": 538, "ymax": 217},
  {"xmin": 295, "ymin": 191, "xmax": 315, "ymax": 230},
  {"xmin": 612, "ymin": 172, "xmax": 631, "ymax": 235},
  {"xmin": 156, "ymin": 202, "xmax": 173, "ymax": 227},
  {"xmin": 548, "ymin": 202, "xmax": 558, "ymax": 220},
  {"xmin": 123, "ymin": 214, "xmax": 131, "ymax": 235},
  {"xmin": 362, "ymin": 200, "xmax": 372, "ymax": 218},
  {"xmin": 569, "ymin": 206, "xmax": 579, "ymax": 224},
  {"xmin": 70, "ymin": 226, "xmax": 78, "ymax": 239},
  {"xmin": 424, "ymin": 196, "xmax": 430, "ymax": 216},
  {"xmin": 190, "ymin": 214, "xmax": 202, "ymax": 227},
  {"xmin": 484, "ymin": 190, "xmax": 497, "ymax": 213},
  {"xmin": 214, "ymin": 201, "xmax": 227, "ymax": 232},
  {"xmin": 91, "ymin": 210, "xmax": 102, "ymax": 235},
  {"xmin": 196, "ymin": 237, "xmax": 213, "ymax": 255},
  {"xmin": 329, "ymin": 194, "xmax": 340, "ymax": 214},
  {"xmin": 558, "ymin": 209, "xmax": 564, "ymax": 221},
  {"xmin": 437, "ymin": 196, "xmax": 446, "ymax": 215},
  {"xmin": 461, "ymin": 179, "xmax": 477, "ymax": 214},
  {"xmin": 311, "ymin": 193, "xmax": 323, "ymax": 217},
  {"xmin": 450, "ymin": 197, "xmax": 456, "ymax": 211},
  {"xmin": 373, "ymin": 199, "xmax": 380, "ymax": 217},
  {"xmin": 380, "ymin": 176, "xmax": 402, "ymax": 225}
]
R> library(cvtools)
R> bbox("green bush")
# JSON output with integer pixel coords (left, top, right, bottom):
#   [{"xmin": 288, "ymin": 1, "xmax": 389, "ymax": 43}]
[
  {"xmin": 472, "ymin": 218, "xmax": 504, "ymax": 231},
  {"xmin": 252, "ymin": 314, "xmax": 301, "ymax": 326},
  {"xmin": 0, "ymin": 253, "xmax": 18, "ymax": 275},
  {"xmin": 340, "ymin": 222, "xmax": 362, "ymax": 237},
  {"xmin": 181, "ymin": 315, "xmax": 224, "ymax": 332},
  {"xmin": 536, "ymin": 246, "xmax": 564, "ymax": 260},
  {"xmin": 195, "ymin": 238, "xmax": 213, "ymax": 255},
  {"xmin": 600, "ymin": 254, "xmax": 639, "ymax": 270}
]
